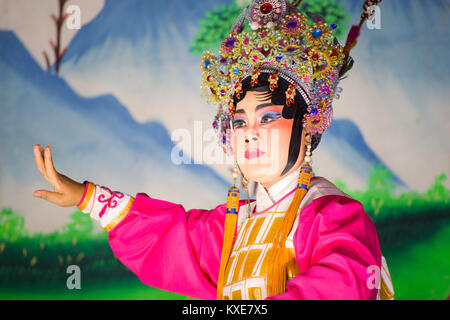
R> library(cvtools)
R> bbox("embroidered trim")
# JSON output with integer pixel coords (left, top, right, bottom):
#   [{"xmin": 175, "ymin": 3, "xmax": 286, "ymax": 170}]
[
  {"xmin": 78, "ymin": 182, "xmax": 94, "ymax": 211},
  {"xmin": 103, "ymin": 197, "xmax": 135, "ymax": 232}
]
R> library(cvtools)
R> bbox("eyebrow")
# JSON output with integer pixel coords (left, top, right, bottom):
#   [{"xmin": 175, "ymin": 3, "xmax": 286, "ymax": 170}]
[
  {"xmin": 234, "ymin": 103, "xmax": 274, "ymax": 115},
  {"xmin": 256, "ymin": 103, "xmax": 273, "ymax": 111}
]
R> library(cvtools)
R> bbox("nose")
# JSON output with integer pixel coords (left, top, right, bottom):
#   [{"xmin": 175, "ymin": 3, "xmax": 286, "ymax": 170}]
[{"xmin": 245, "ymin": 135, "xmax": 258, "ymax": 143}]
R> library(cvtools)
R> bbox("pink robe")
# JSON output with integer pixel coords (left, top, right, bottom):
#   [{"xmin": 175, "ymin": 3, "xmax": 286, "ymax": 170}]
[{"xmin": 105, "ymin": 190, "xmax": 382, "ymax": 300}]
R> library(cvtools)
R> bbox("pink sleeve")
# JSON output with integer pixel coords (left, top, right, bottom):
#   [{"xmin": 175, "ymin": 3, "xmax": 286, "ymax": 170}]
[
  {"xmin": 266, "ymin": 194, "xmax": 382, "ymax": 300},
  {"xmin": 107, "ymin": 192, "xmax": 240, "ymax": 300}
]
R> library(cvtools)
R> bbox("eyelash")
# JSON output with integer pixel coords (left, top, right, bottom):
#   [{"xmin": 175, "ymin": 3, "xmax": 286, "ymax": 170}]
[
  {"xmin": 261, "ymin": 111, "xmax": 282, "ymax": 124},
  {"xmin": 232, "ymin": 111, "xmax": 282, "ymax": 128},
  {"xmin": 233, "ymin": 118, "xmax": 246, "ymax": 129}
]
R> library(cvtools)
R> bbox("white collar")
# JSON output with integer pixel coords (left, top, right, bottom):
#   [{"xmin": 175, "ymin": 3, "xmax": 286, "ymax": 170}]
[{"xmin": 255, "ymin": 165, "xmax": 315, "ymax": 213}]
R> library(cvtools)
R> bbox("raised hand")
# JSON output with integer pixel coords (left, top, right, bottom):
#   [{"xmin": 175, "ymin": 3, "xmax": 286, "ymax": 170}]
[{"xmin": 33, "ymin": 144, "xmax": 86, "ymax": 207}]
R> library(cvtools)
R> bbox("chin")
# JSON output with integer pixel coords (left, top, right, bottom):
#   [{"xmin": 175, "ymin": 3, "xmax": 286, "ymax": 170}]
[{"xmin": 240, "ymin": 163, "xmax": 284, "ymax": 184}]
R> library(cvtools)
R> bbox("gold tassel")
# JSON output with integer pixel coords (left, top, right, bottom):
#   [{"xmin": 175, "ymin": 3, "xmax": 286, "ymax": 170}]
[
  {"xmin": 216, "ymin": 185, "xmax": 240, "ymax": 299},
  {"xmin": 267, "ymin": 163, "xmax": 312, "ymax": 297}
]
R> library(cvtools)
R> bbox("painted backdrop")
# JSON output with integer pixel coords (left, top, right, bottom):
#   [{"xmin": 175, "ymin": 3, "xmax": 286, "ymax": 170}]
[{"xmin": 0, "ymin": 0, "xmax": 449, "ymax": 299}]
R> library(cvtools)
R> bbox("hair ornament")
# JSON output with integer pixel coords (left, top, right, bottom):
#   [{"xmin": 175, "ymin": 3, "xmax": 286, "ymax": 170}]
[{"xmin": 202, "ymin": 0, "xmax": 382, "ymax": 149}]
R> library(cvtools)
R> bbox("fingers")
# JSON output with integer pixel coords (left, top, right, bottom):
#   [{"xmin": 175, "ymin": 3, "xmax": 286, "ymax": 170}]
[
  {"xmin": 34, "ymin": 144, "xmax": 61, "ymax": 188},
  {"xmin": 34, "ymin": 144, "xmax": 47, "ymax": 178},
  {"xmin": 44, "ymin": 145, "xmax": 60, "ymax": 187},
  {"xmin": 33, "ymin": 189, "xmax": 65, "ymax": 206},
  {"xmin": 34, "ymin": 144, "xmax": 54, "ymax": 187}
]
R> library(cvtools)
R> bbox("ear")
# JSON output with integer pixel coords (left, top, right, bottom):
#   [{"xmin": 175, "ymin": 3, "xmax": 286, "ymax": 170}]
[{"xmin": 305, "ymin": 132, "xmax": 312, "ymax": 145}]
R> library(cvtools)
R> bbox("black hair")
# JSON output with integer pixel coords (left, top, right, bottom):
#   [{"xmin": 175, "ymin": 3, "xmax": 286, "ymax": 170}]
[{"xmin": 232, "ymin": 73, "xmax": 322, "ymax": 176}]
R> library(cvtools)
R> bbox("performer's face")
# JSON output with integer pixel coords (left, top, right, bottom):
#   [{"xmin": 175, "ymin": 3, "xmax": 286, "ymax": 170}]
[{"xmin": 231, "ymin": 90, "xmax": 306, "ymax": 189}]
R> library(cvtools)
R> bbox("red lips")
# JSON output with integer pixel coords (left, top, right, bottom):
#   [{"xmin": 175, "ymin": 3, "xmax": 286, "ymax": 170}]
[{"xmin": 245, "ymin": 148, "xmax": 265, "ymax": 159}]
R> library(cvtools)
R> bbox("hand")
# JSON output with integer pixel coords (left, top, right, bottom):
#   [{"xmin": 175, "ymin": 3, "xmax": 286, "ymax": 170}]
[{"xmin": 33, "ymin": 144, "xmax": 86, "ymax": 207}]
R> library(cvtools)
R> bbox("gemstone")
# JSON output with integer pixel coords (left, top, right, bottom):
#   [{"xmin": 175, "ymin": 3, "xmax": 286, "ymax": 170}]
[
  {"xmin": 312, "ymin": 53, "xmax": 319, "ymax": 61},
  {"xmin": 233, "ymin": 68, "xmax": 240, "ymax": 75},
  {"xmin": 322, "ymin": 87, "xmax": 330, "ymax": 95},
  {"xmin": 220, "ymin": 58, "xmax": 227, "ymax": 63},
  {"xmin": 331, "ymin": 49, "xmax": 339, "ymax": 57},
  {"xmin": 222, "ymin": 135, "xmax": 227, "ymax": 144},
  {"xmin": 220, "ymin": 90, "xmax": 226, "ymax": 96},
  {"xmin": 210, "ymin": 88, "xmax": 216, "ymax": 94},
  {"xmin": 204, "ymin": 60, "xmax": 210, "ymax": 70},
  {"xmin": 276, "ymin": 55, "xmax": 283, "ymax": 62},
  {"xmin": 261, "ymin": 32, "xmax": 267, "ymax": 38},
  {"xmin": 312, "ymin": 28, "xmax": 322, "ymax": 39},
  {"xmin": 252, "ymin": 55, "xmax": 259, "ymax": 62},
  {"xmin": 226, "ymin": 39, "xmax": 235, "ymax": 47},
  {"xmin": 244, "ymin": 38, "xmax": 249, "ymax": 45},
  {"xmin": 311, "ymin": 108, "xmax": 318, "ymax": 115},
  {"xmin": 260, "ymin": 3, "xmax": 273, "ymax": 14},
  {"xmin": 212, "ymin": 121, "xmax": 216, "ymax": 129},
  {"xmin": 286, "ymin": 21, "xmax": 298, "ymax": 29},
  {"xmin": 330, "ymin": 24, "xmax": 337, "ymax": 30}
]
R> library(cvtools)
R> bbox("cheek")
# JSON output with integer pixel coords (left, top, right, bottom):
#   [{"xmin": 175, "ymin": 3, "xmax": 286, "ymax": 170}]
[
  {"xmin": 263, "ymin": 120, "xmax": 293, "ymax": 154},
  {"xmin": 231, "ymin": 130, "xmax": 244, "ymax": 155}
]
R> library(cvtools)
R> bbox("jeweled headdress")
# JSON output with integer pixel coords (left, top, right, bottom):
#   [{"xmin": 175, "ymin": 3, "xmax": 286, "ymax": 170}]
[{"xmin": 201, "ymin": 0, "xmax": 380, "ymax": 154}]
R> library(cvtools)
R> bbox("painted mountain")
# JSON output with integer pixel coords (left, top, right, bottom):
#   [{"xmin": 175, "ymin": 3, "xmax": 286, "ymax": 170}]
[
  {"xmin": 58, "ymin": 0, "xmax": 415, "ymax": 190},
  {"xmin": 0, "ymin": 30, "xmax": 228, "ymax": 233},
  {"xmin": 59, "ymin": 0, "xmax": 228, "ymax": 134}
]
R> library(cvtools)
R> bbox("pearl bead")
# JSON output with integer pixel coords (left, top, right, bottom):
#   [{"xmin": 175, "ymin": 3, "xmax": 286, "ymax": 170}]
[
  {"xmin": 304, "ymin": 156, "xmax": 311, "ymax": 163},
  {"xmin": 250, "ymin": 22, "xmax": 260, "ymax": 30}
]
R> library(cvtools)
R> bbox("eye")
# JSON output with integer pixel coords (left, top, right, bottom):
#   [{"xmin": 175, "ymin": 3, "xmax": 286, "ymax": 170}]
[
  {"xmin": 233, "ymin": 117, "xmax": 247, "ymax": 129},
  {"xmin": 260, "ymin": 111, "xmax": 282, "ymax": 124}
]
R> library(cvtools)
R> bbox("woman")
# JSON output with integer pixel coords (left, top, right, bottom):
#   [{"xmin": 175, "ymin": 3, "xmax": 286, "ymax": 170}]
[{"xmin": 33, "ymin": 0, "xmax": 393, "ymax": 300}]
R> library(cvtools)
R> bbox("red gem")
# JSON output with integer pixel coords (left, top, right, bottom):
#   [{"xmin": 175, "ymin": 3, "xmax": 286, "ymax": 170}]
[
  {"xmin": 331, "ymin": 50, "xmax": 338, "ymax": 57},
  {"xmin": 260, "ymin": 3, "xmax": 273, "ymax": 14},
  {"xmin": 312, "ymin": 53, "xmax": 319, "ymax": 61}
]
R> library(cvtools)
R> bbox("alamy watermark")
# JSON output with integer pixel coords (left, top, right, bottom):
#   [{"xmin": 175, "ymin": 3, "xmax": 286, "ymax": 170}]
[
  {"xmin": 366, "ymin": 5, "xmax": 382, "ymax": 30},
  {"xmin": 66, "ymin": 264, "xmax": 81, "ymax": 289},
  {"xmin": 171, "ymin": 120, "xmax": 280, "ymax": 170},
  {"xmin": 66, "ymin": 5, "xmax": 81, "ymax": 30},
  {"xmin": 366, "ymin": 265, "xmax": 381, "ymax": 290}
]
